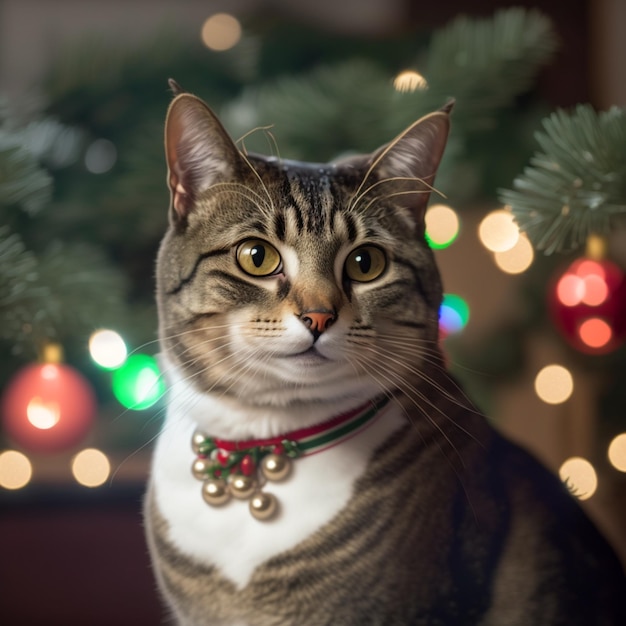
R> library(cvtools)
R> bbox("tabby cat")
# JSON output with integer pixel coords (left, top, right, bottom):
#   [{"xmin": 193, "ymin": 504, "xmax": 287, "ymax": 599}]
[{"xmin": 144, "ymin": 82, "xmax": 626, "ymax": 625}]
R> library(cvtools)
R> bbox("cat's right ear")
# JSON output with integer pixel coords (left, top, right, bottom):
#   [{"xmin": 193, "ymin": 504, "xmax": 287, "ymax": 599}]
[{"xmin": 164, "ymin": 93, "xmax": 242, "ymax": 223}]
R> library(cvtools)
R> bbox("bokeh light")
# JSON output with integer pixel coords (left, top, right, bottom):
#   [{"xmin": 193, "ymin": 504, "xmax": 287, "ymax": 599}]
[
  {"xmin": 84, "ymin": 139, "xmax": 117, "ymax": 174},
  {"xmin": 393, "ymin": 70, "xmax": 428, "ymax": 92},
  {"xmin": 578, "ymin": 318, "xmax": 612, "ymax": 349},
  {"xmin": 0, "ymin": 450, "xmax": 32, "ymax": 490},
  {"xmin": 425, "ymin": 204, "xmax": 460, "ymax": 249},
  {"xmin": 556, "ymin": 260, "xmax": 610, "ymax": 308},
  {"xmin": 608, "ymin": 433, "xmax": 626, "ymax": 472},
  {"xmin": 72, "ymin": 448, "xmax": 111, "ymax": 488},
  {"xmin": 112, "ymin": 354, "xmax": 165, "ymax": 410},
  {"xmin": 478, "ymin": 209, "xmax": 519, "ymax": 253},
  {"xmin": 493, "ymin": 232, "xmax": 534, "ymax": 274},
  {"xmin": 534, "ymin": 364, "xmax": 574, "ymax": 404},
  {"xmin": 89, "ymin": 329, "xmax": 128, "ymax": 369},
  {"xmin": 439, "ymin": 293, "xmax": 470, "ymax": 335},
  {"xmin": 201, "ymin": 13, "xmax": 242, "ymax": 51},
  {"xmin": 558, "ymin": 457, "xmax": 597, "ymax": 500}
]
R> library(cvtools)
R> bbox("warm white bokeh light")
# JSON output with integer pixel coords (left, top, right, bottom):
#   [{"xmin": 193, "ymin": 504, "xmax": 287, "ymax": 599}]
[
  {"xmin": 72, "ymin": 448, "xmax": 111, "ymax": 488},
  {"xmin": 534, "ymin": 364, "xmax": 574, "ymax": 405},
  {"xmin": 89, "ymin": 329, "xmax": 127, "ymax": 369},
  {"xmin": 559, "ymin": 457, "xmax": 598, "ymax": 500},
  {"xmin": 493, "ymin": 232, "xmax": 534, "ymax": 274},
  {"xmin": 26, "ymin": 397, "xmax": 60, "ymax": 430},
  {"xmin": 478, "ymin": 209, "xmax": 520, "ymax": 252},
  {"xmin": 201, "ymin": 13, "xmax": 242, "ymax": 51},
  {"xmin": 425, "ymin": 204, "xmax": 460, "ymax": 248},
  {"xmin": 393, "ymin": 70, "xmax": 428, "ymax": 92},
  {"xmin": 608, "ymin": 433, "xmax": 626, "ymax": 472},
  {"xmin": 0, "ymin": 450, "xmax": 33, "ymax": 490}
]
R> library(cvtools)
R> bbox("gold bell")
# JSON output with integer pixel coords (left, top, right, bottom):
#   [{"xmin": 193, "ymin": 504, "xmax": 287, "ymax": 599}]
[
  {"xmin": 261, "ymin": 454, "xmax": 292, "ymax": 482},
  {"xmin": 249, "ymin": 491, "xmax": 278, "ymax": 520},
  {"xmin": 191, "ymin": 430, "xmax": 208, "ymax": 455},
  {"xmin": 202, "ymin": 478, "xmax": 230, "ymax": 506},
  {"xmin": 191, "ymin": 457, "xmax": 211, "ymax": 481},
  {"xmin": 229, "ymin": 474, "xmax": 257, "ymax": 500}
]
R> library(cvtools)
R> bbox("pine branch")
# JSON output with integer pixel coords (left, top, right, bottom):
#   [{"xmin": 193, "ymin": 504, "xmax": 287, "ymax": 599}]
[
  {"xmin": 0, "ymin": 226, "xmax": 128, "ymax": 356},
  {"xmin": 222, "ymin": 8, "xmax": 556, "ymax": 163},
  {"xmin": 500, "ymin": 105, "xmax": 626, "ymax": 254},
  {"xmin": 421, "ymin": 7, "xmax": 557, "ymax": 132},
  {"xmin": 0, "ymin": 133, "xmax": 53, "ymax": 215}
]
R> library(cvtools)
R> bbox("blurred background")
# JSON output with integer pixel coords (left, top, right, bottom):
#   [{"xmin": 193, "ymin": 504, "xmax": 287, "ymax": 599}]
[{"xmin": 1, "ymin": 0, "xmax": 625, "ymax": 624}]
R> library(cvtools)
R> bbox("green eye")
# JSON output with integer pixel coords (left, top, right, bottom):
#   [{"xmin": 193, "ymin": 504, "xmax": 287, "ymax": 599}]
[
  {"xmin": 344, "ymin": 246, "xmax": 386, "ymax": 282},
  {"xmin": 237, "ymin": 239, "xmax": 281, "ymax": 277}
]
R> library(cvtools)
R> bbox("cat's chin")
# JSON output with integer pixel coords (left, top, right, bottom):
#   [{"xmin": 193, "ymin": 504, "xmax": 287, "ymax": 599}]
[{"xmin": 282, "ymin": 346, "xmax": 330, "ymax": 365}]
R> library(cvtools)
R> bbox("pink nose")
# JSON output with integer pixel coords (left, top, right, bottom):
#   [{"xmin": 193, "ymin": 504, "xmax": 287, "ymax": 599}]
[{"xmin": 300, "ymin": 310, "xmax": 336, "ymax": 337}]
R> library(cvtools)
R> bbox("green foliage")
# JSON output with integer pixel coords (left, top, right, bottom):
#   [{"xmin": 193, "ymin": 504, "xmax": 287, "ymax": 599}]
[
  {"xmin": 223, "ymin": 8, "xmax": 557, "ymax": 161},
  {"xmin": 501, "ymin": 105, "xmax": 626, "ymax": 254},
  {"xmin": 0, "ymin": 108, "xmax": 129, "ymax": 360}
]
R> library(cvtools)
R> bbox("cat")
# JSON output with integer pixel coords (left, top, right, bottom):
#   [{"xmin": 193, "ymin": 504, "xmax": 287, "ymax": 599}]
[{"xmin": 144, "ymin": 81, "xmax": 626, "ymax": 625}]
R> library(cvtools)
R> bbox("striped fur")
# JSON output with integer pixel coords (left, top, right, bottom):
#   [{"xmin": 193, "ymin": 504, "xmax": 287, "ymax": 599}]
[{"xmin": 146, "ymin": 91, "xmax": 626, "ymax": 625}]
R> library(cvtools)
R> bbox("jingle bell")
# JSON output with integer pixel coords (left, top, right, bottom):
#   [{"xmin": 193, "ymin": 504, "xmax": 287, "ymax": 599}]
[
  {"xmin": 191, "ymin": 457, "xmax": 211, "ymax": 480},
  {"xmin": 261, "ymin": 454, "xmax": 292, "ymax": 481},
  {"xmin": 249, "ymin": 491, "xmax": 278, "ymax": 520},
  {"xmin": 202, "ymin": 478, "xmax": 230, "ymax": 506},
  {"xmin": 229, "ymin": 474, "xmax": 257, "ymax": 499},
  {"xmin": 191, "ymin": 430, "xmax": 209, "ymax": 455}
]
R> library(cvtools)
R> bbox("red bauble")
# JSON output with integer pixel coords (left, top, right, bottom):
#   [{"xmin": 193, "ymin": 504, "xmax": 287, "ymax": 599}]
[
  {"xmin": 548, "ymin": 258, "xmax": 626, "ymax": 354},
  {"xmin": 2, "ymin": 362, "xmax": 96, "ymax": 453}
]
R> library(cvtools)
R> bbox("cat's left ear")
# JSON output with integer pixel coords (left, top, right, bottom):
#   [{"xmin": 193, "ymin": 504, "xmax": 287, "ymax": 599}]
[
  {"xmin": 164, "ymin": 93, "xmax": 243, "ymax": 223},
  {"xmin": 343, "ymin": 101, "xmax": 453, "ymax": 222}
]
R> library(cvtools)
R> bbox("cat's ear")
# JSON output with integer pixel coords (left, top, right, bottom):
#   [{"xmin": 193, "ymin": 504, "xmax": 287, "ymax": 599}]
[
  {"xmin": 164, "ymin": 93, "xmax": 242, "ymax": 222},
  {"xmin": 342, "ymin": 101, "xmax": 453, "ymax": 221}
]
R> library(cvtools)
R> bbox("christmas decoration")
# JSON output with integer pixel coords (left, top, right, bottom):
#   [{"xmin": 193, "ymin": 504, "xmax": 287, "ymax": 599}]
[
  {"xmin": 190, "ymin": 396, "xmax": 389, "ymax": 521},
  {"xmin": 111, "ymin": 354, "xmax": 165, "ymax": 410},
  {"xmin": 1, "ymin": 348, "xmax": 96, "ymax": 453},
  {"xmin": 439, "ymin": 293, "xmax": 470, "ymax": 337},
  {"xmin": 501, "ymin": 105, "xmax": 626, "ymax": 255},
  {"xmin": 548, "ymin": 256, "xmax": 626, "ymax": 354}
]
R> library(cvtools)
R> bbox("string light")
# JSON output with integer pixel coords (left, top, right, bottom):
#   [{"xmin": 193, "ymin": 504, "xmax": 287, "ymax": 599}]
[
  {"xmin": 0, "ymin": 450, "xmax": 32, "ymax": 490},
  {"xmin": 72, "ymin": 448, "xmax": 111, "ymax": 487},
  {"xmin": 89, "ymin": 329, "xmax": 128, "ymax": 370},
  {"xmin": 425, "ymin": 204, "xmax": 460, "ymax": 249},
  {"xmin": 201, "ymin": 13, "xmax": 242, "ymax": 51},
  {"xmin": 558, "ymin": 457, "xmax": 597, "ymax": 500},
  {"xmin": 534, "ymin": 364, "xmax": 574, "ymax": 404},
  {"xmin": 439, "ymin": 293, "xmax": 470, "ymax": 336},
  {"xmin": 608, "ymin": 433, "xmax": 626, "ymax": 472},
  {"xmin": 493, "ymin": 232, "xmax": 534, "ymax": 274},
  {"xmin": 111, "ymin": 354, "xmax": 165, "ymax": 410},
  {"xmin": 478, "ymin": 208, "xmax": 519, "ymax": 253},
  {"xmin": 393, "ymin": 70, "xmax": 428, "ymax": 93}
]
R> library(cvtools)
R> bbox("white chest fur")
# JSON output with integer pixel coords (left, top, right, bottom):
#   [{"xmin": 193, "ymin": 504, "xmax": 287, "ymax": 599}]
[{"xmin": 150, "ymin": 384, "xmax": 405, "ymax": 589}]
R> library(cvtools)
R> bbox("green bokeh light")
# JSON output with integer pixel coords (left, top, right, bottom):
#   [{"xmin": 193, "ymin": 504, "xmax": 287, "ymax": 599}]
[{"xmin": 111, "ymin": 354, "xmax": 165, "ymax": 410}]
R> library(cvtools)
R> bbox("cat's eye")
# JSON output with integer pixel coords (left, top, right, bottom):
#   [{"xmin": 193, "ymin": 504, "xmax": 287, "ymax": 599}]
[
  {"xmin": 344, "ymin": 246, "xmax": 387, "ymax": 282},
  {"xmin": 236, "ymin": 239, "xmax": 282, "ymax": 277}
]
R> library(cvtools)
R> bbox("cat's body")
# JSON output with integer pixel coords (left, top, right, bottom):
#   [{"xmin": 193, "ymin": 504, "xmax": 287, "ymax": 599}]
[{"xmin": 145, "ymin": 87, "xmax": 626, "ymax": 625}]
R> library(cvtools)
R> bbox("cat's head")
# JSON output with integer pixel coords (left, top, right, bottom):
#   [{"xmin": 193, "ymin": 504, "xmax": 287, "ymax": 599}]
[{"xmin": 157, "ymin": 87, "xmax": 451, "ymax": 408}]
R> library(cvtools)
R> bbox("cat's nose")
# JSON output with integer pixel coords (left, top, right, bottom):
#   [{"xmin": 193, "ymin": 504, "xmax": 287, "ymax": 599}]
[{"xmin": 299, "ymin": 309, "xmax": 336, "ymax": 341}]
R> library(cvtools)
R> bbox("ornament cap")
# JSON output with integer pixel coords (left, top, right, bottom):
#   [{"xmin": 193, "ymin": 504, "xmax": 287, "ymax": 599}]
[{"xmin": 585, "ymin": 234, "xmax": 607, "ymax": 261}]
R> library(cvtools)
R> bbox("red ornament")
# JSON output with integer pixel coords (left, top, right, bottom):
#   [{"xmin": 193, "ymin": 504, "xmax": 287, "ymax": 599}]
[
  {"xmin": 216, "ymin": 449, "xmax": 230, "ymax": 466},
  {"xmin": 240, "ymin": 454, "xmax": 255, "ymax": 476},
  {"xmin": 548, "ymin": 257, "xmax": 626, "ymax": 354},
  {"xmin": 2, "ymin": 362, "xmax": 96, "ymax": 453}
]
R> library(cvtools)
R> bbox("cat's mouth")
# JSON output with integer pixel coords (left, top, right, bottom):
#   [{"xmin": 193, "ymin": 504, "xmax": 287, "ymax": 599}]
[{"xmin": 285, "ymin": 347, "xmax": 330, "ymax": 364}]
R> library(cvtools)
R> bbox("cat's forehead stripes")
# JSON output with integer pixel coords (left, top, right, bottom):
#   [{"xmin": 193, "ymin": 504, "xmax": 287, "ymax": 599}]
[{"xmin": 264, "ymin": 164, "xmax": 359, "ymax": 244}]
